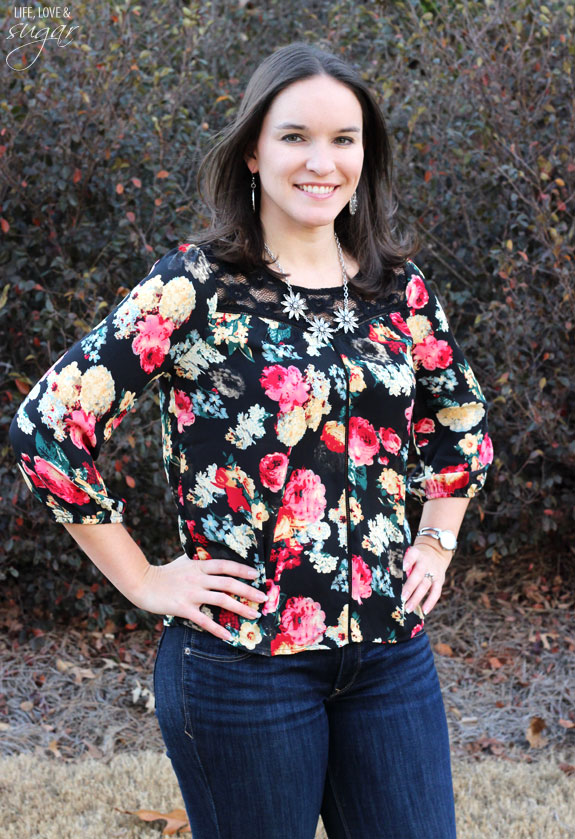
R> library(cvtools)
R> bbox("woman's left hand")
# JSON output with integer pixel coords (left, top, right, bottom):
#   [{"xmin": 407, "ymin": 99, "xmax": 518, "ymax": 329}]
[{"xmin": 401, "ymin": 542, "xmax": 453, "ymax": 616}]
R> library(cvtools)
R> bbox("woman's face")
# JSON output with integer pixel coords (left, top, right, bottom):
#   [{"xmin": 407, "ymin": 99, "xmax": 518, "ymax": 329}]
[{"xmin": 245, "ymin": 74, "xmax": 364, "ymax": 235}]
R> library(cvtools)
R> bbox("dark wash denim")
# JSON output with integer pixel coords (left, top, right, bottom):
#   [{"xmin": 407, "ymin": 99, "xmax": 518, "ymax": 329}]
[{"xmin": 153, "ymin": 621, "xmax": 457, "ymax": 839}]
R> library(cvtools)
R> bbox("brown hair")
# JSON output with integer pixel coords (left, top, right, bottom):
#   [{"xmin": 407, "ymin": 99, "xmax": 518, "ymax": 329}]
[{"xmin": 193, "ymin": 41, "xmax": 420, "ymax": 298}]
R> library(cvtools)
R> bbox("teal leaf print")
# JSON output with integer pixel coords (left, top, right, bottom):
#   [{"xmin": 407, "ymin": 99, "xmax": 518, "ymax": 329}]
[{"xmin": 35, "ymin": 431, "xmax": 70, "ymax": 474}]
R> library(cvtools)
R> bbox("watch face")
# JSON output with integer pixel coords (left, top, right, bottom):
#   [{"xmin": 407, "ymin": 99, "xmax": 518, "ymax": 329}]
[{"xmin": 439, "ymin": 531, "xmax": 457, "ymax": 551}]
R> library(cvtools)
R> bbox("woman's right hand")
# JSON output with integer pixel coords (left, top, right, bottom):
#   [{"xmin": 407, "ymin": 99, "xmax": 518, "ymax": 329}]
[{"xmin": 132, "ymin": 554, "xmax": 269, "ymax": 640}]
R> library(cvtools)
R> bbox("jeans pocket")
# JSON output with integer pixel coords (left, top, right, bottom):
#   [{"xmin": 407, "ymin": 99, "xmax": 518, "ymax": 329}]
[
  {"xmin": 183, "ymin": 625, "xmax": 255, "ymax": 662},
  {"xmin": 152, "ymin": 626, "xmax": 168, "ymax": 702}
]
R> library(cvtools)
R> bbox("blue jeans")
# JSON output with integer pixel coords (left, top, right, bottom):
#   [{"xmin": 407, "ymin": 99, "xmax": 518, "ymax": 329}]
[{"xmin": 153, "ymin": 621, "xmax": 457, "ymax": 839}]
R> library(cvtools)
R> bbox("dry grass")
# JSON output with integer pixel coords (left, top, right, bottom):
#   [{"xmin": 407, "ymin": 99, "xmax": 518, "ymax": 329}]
[
  {"xmin": 1, "ymin": 549, "xmax": 574, "ymax": 836},
  {"xmin": 0, "ymin": 749, "xmax": 573, "ymax": 838}
]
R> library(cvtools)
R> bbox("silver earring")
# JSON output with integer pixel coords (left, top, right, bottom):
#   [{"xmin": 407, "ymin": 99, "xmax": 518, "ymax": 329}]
[
  {"xmin": 251, "ymin": 175, "xmax": 257, "ymax": 213},
  {"xmin": 349, "ymin": 190, "xmax": 358, "ymax": 216}
]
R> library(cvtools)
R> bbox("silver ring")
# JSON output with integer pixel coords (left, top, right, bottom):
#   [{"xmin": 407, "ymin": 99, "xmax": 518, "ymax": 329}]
[{"xmin": 424, "ymin": 571, "xmax": 435, "ymax": 581}]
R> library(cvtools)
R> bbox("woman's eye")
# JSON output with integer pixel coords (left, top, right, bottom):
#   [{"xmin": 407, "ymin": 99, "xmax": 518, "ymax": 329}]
[{"xmin": 281, "ymin": 134, "xmax": 354, "ymax": 144}]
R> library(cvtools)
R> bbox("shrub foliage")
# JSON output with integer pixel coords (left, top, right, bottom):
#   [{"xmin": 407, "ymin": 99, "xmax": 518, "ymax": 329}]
[{"xmin": 1, "ymin": 0, "xmax": 573, "ymax": 630}]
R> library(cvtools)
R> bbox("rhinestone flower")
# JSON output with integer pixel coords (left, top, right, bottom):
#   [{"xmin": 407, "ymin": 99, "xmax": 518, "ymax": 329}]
[
  {"xmin": 333, "ymin": 304, "xmax": 360, "ymax": 333},
  {"xmin": 307, "ymin": 316, "xmax": 336, "ymax": 345},
  {"xmin": 281, "ymin": 288, "xmax": 308, "ymax": 320}
]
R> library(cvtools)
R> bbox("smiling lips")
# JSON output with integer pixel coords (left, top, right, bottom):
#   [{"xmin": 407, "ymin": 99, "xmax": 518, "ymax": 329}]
[{"xmin": 295, "ymin": 184, "xmax": 338, "ymax": 196}]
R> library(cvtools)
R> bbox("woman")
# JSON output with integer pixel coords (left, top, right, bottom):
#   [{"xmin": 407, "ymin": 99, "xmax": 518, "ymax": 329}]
[{"xmin": 9, "ymin": 42, "xmax": 492, "ymax": 839}]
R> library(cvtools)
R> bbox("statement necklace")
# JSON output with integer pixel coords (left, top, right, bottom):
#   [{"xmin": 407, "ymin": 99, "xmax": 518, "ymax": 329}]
[{"xmin": 263, "ymin": 232, "xmax": 359, "ymax": 345}]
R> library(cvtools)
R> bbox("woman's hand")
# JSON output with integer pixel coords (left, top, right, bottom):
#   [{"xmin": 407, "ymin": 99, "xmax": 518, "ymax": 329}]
[
  {"xmin": 401, "ymin": 542, "xmax": 453, "ymax": 617},
  {"xmin": 133, "ymin": 554, "xmax": 268, "ymax": 641}
]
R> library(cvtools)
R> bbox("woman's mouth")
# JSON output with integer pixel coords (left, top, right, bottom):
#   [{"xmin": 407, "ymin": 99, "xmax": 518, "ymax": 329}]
[{"xmin": 295, "ymin": 184, "xmax": 338, "ymax": 198}]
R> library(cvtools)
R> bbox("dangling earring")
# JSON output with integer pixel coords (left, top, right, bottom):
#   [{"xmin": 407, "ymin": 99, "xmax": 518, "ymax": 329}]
[
  {"xmin": 349, "ymin": 190, "xmax": 358, "ymax": 216},
  {"xmin": 251, "ymin": 175, "xmax": 257, "ymax": 213}
]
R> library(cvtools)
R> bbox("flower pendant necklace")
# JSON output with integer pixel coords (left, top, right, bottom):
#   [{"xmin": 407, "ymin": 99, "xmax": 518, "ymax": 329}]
[{"xmin": 263, "ymin": 232, "xmax": 359, "ymax": 346}]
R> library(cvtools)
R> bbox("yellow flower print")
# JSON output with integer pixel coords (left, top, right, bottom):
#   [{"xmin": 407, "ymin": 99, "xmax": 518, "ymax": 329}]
[
  {"xmin": 459, "ymin": 433, "xmax": 478, "ymax": 454},
  {"xmin": 325, "ymin": 604, "xmax": 349, "ymax": 643},
  {"xmin": 134, "ymin": 275, "xmax": 164, "ymax": 313},
  {"xmin": 158, "ymin": 276, "xmax": 196, "ymax": 325},
  {"xmin": 378, "ymin": 467, "xmax": 402, "ymax": 497},
  {"xmin": 350, "ymin": 617, "xmax": 363, "ymax": 642},
  {"xmin": 436, "ymin": 401, "xmax": 485, "ymax": 432},
  {"xmin": 55, "ymin": 361, "xmax": 82, "ymax": 408},
  {"xmin": 406, "ymin": 314, "xmax": 432, "ymax": 343},
  {"xmin": 305, "ymin": 396, "xmax": 329, "ymax": 431},
  {"xmin": 251, "ymin": 501, "xmax": 270, "ymax": 530},
  {"xmin": 239, "ymin": 620, "xmax": 262, "ymax": 649},
  {"xmin": 277, "ymin": 406, "xmax": 307, "ymax": 446},
  {"xmin": 391, "ymin": 605, "xmax": 407, "ymax": 626},
  {"xmin": 328, "ymin": 490, "xmax": 347, "ymax": 527},
  {"xmin": 348, "ymin": 364, "xmax": 366, "ymax": 393},
  {"xmin": 80, "ymin": 366, "xmax": 115, "ymax": 416},
  {"xmin": 213, "ymin": 314, "xmax": 249, "ymax": 347},
  {"xmin": 349, "ymin": 495, "xmax": 364, "ymax": 526}
]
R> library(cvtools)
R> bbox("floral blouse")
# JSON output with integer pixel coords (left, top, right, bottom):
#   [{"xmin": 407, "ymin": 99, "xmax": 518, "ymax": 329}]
[{"xmin": 9, "ymin": 243, "xmax": 493, "ymax": 656}]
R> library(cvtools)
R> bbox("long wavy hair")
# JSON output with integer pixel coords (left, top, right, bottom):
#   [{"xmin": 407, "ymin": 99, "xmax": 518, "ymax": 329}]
[{"xmin": 193, "ymin": 42, "xmax": 420, "ymax": 298}]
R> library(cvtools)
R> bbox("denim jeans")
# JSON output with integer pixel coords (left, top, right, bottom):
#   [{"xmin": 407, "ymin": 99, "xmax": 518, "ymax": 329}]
[{"xmin": 153, "ymin": 621, "xmax": 457, "ymax": 839}]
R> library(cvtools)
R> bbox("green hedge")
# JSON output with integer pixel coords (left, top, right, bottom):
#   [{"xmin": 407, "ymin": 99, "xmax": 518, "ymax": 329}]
[{"xmin": 1, "ymin": 0, "xmax": 573, "ymax": 631}]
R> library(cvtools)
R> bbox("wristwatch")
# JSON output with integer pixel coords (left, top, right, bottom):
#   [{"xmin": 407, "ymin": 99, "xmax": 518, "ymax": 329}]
[{"xmin": 416, "ymin": 527, "xmax": 458, "ymax": 551}]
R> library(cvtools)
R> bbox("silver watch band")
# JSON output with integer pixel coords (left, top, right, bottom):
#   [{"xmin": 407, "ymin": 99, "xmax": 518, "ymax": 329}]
[{"xmin": 416, "ymin": 527, "xmax": 458, "ymax": 551}]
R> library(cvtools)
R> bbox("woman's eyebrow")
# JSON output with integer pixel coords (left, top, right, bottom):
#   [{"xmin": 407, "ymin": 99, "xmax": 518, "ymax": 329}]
[{"xmin": 274, "ymin": 122, "xmax": 361, "ymax": 132}]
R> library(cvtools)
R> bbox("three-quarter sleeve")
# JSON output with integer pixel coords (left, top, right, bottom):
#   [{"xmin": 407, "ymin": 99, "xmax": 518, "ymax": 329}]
[
  {"xmin": 404, "ymin": 261, "xmax": 493, "ymax": 502},
  {"xmin": 8, "ymin": 244, "xmax": 211, "ymax": 524}
]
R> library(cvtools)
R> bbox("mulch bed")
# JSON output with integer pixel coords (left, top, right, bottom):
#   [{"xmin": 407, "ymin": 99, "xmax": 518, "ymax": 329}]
[{"xmin": 1, "ymin": 549, "xmax": 574, "ymax": 766}]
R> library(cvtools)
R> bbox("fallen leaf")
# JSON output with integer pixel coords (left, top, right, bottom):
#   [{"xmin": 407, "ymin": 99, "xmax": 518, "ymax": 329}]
[
  {"xmin": 117, "ymin": 807, "xmax": 191, "ymax": 835},
  {"xmin": 526, "ymin": 716, "xmax": 548, "ymax": 748},
  {"xmin": 434, "ymin": 642, "xmax": 454, "ymax": 657}
]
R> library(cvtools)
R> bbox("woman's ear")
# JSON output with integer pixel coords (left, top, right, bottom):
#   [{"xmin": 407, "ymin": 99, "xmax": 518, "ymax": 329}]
[{"xmin": 244, "ymin": 145, "xmax": 258, "ymax": 173}]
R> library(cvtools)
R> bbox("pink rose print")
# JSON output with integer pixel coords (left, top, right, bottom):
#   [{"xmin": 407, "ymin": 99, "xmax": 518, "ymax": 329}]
[
  {"xmin": 389, "ymin": 311, "xmax": 411, "ymax": 336},
  {"xmin": 349, "ymin": 416, "xmax": 379, "ymax": 466},
  {"xmin": 132, "ymin": 313, "xmax": 175, "ymax": 373},
  {"xmin": 478, "ymin": 433, "xmax": 494, "ymax": 466},
  {"xmin": 31, "ymin": 457, "xmax": 91, "ymax": 504},
  {"xmin": 411, "ymin": 622, "xmax": 425, "ymax": 638},
  {"xmin": 259, "ymin": 452, "xmax": 289, "ymax": 492},
  {"xmin": 405, "ymin": 401, "xmax": 414, "ymax": 434},
  {"xmin": 320, "ymin": 421, "xmax": 346, "ymax": 453},
  {"xmin": 262, "ymin": 580, "xmax": 280, "ymax": 614},
  {"xmin": 412, "ymin": 334, "xmax": 453, "ymax": 371},
  {"xmin": 385, "ymin": 340, "xmax": 409, "ymax": 354},
  {"xmin": 173, "ymin": 389, "xmax": 195, "ymax": 433},
  {"xmin": 260, "ymin": 364, "xmax": 310, "ymax": 412},
  {"xmin": 379, "ymin": 427, "xmax": 402, "ymax": 455},
  {"xmin": 281, "ymin": 469, "xmax": 326, "ymax": 526},
  {"xmin": 413, "ymin": 417, "xmax": 435, "ymax": 447},
  {"xmin": 414, "ymin": 418, "xmax": 435, "ymax": 435},
  {"xmin": 64, "ymin": 409, "xmax": 97, "ymax": 452},
  {"xmin": 406, "ymin": 274, "xmax": 429, "ymax": 309},
  {"xmin": 213, "ymin": 467, "xmax": 250, "ymax": 513},
  {"xmin": 271, "ymin": 543, "xmax": 303, "ymax": 581},
  {"xmin": 351, "ymin": 554, "xmax": 373, "ymax": 604},
  {"xmin": 425, "ymin": 464, "xmax": 470, "ymax": 497},
  {"xmin": 279, "ymin": 596, "xmax": 327, "ymax": 646}
]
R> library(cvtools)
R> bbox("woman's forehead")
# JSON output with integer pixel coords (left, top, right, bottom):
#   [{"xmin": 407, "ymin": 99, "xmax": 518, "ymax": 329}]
[{"xmin": 264, "ymin": 76, "xmax": 363, "ymax": 126}]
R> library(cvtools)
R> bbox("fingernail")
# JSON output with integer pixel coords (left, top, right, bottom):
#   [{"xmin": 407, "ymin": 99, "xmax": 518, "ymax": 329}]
[{"xmin": 248, "ymin": 609, "xmax": 261, "ymax": 618}]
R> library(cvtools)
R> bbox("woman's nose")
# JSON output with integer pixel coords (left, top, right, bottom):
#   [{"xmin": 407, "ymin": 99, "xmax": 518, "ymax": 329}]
[{"xmin": 305, "ymin": 143, "xmax": 336, "ymax": 176}]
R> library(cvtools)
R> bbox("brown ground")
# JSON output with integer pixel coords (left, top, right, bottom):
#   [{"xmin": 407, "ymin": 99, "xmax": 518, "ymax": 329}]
[{"xmin": 1, "ymin": 549, "xmax": 574, "ymax": 837}]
